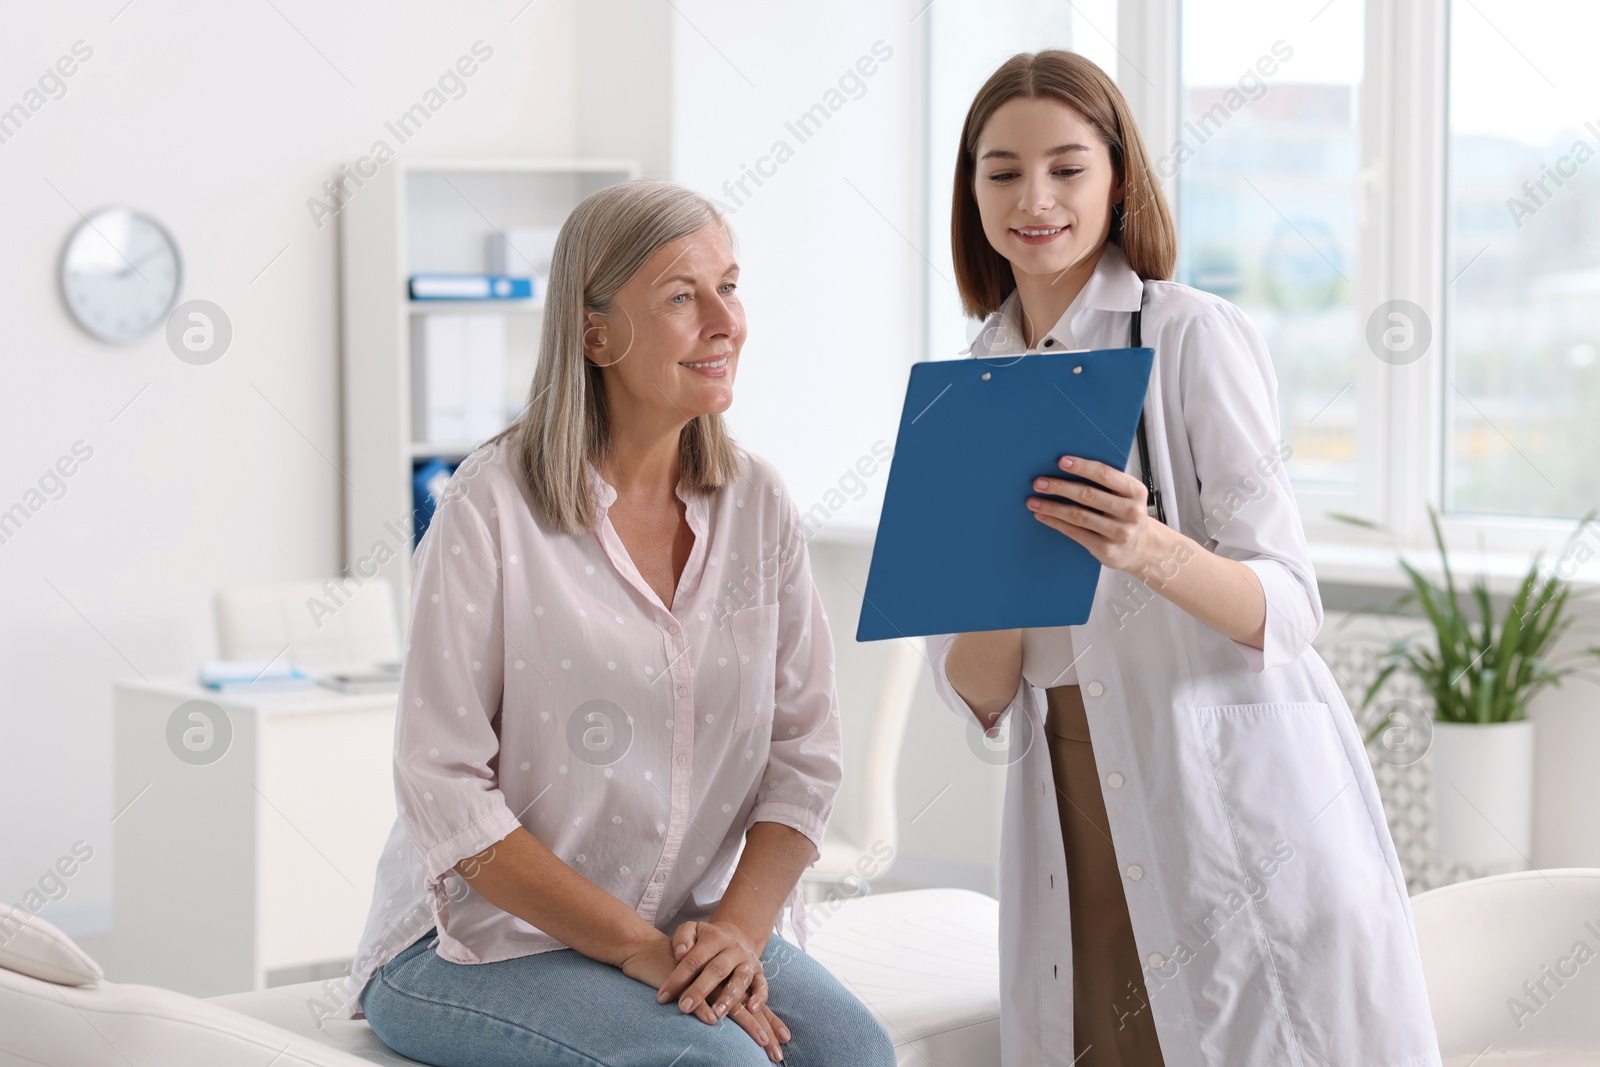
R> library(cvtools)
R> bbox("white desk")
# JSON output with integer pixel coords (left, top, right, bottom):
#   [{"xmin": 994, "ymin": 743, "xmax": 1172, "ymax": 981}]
[{"xmin": 112, "ymin": 678, "xmax": 398, "ymax": 997}]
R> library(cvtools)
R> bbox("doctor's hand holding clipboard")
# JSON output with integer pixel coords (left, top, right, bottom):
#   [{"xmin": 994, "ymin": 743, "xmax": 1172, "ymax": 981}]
[{"xmin": 864, "ymin": 49, "xmax": 1443, "ymax": 1067}]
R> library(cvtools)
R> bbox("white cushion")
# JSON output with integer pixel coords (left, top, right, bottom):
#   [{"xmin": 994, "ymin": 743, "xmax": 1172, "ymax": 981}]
[
  {"xmin": 210, "ymin": 887, "xmax": 1002, "ymax": 1067},
  {"xmin": 797, "ymin": 886, "xmax": 1001, "ymax": 1064},
  {"xmin": 0, "ymin": 902, "xmax": 102, "ymax": 986},
  {"xmin": 0, "ymin": 888, "xmax": 998, "ymax": 1067},
  {"xmin": 208, "ymin": 982, "xmax": 421, "ymax": 1064},
  {"xmin": 0, "ymin": 964, "xmax": 378, "ymax": 1067},
  {"xmin": 0, "ymin": 902, "xmax": 390, "ymax": 1066}
]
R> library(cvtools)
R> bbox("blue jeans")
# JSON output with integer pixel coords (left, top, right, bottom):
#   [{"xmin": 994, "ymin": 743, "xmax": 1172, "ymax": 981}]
[{"xmin": 360, "ymin": 927, "xmax": 897, "ymax": 1067}]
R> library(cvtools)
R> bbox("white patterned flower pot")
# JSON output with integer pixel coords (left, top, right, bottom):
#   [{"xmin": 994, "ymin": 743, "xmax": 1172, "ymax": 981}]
[{"xmin": 1429, "ymin": 719, "xmax": 1535, "ymax": 867}]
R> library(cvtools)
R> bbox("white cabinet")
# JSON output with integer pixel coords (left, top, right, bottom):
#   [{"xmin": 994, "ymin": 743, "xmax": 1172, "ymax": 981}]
[{"xmin": 111, "ymin": 679, "xmax": 398, "ymax": 996}]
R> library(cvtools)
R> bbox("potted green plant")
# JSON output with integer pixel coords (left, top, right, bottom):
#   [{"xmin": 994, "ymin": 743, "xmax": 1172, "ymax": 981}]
[{"xmin": 1345, "ymin": 507, "xmax": 1599, "ymax": 866}]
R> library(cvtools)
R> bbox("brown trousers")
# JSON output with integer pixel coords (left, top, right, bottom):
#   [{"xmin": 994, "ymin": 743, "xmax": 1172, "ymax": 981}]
[{"xmin": 1044, "ymin": 684, "xmax": 1167, "ymax": 1066}]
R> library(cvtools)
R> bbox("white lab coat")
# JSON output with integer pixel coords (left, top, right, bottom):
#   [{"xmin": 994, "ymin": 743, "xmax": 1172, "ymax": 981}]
[{"xmin": 924, "ymin": 241, "xmax": 1442, "ymax": 1066}]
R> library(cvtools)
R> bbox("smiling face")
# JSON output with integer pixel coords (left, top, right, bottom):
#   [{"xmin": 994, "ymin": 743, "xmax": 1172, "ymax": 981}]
[
  {"xmin": 971, "ymin": 95, "xmax": 1123, "ymax": 282},
  {"xmin": 584, "ymin": 222, "xmax": 744, "ymax": 426}
]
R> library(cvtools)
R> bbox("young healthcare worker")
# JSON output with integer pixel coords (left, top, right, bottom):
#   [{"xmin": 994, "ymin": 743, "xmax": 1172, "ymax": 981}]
[{"xmin": 924, "ymin": 51, "xmax": 1442, "ymax": 1067}]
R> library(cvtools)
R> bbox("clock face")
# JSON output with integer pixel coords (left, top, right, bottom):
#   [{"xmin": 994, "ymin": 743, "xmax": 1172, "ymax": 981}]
[{"xmin": 59, "ymin": 208, "xmax": 182, "ymax": 344}]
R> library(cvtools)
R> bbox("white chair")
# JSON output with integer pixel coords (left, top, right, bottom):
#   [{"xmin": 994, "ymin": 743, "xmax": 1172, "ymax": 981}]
[
  {"xmin": 213, "ymin": 578, "xmax": 400, "ymax": 673},
  {"xmin": 1411, "ymin": 868, "xmax": 1600, "ymax": 1065},
  {"xmin": 0, "ymin": 889, "xmax": 1000, "ymax": 1067},
  {"xmin": 800, "ymin": 636, "xmax": 924, "ymax": 901}
]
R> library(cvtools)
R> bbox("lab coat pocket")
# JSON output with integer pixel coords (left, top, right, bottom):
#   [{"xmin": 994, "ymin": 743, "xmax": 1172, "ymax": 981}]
[
  {"xmin": 1195, "ymin": 700, "xmax": 1431, "ymax": 1063},
  {"xmin": 730, "ymin": 603, "xmax": 779, "ymax": 734}
]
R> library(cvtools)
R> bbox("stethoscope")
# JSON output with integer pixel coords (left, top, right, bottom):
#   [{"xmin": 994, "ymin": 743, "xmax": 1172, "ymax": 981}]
[{"xmin": 1128, "ymin": 285, "xmax": 1168, "ymax": 526}]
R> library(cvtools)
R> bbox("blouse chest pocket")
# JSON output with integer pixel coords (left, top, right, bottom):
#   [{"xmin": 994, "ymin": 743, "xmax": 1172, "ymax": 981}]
[{"xmin": 729, "ymin": 603, "xmax": 779, "ymax": 734}]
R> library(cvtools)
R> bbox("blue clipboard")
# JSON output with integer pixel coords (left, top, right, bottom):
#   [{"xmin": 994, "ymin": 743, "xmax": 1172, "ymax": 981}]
[{"xmin": 856, "ymin": 346, "xmax": 1155, "ymax": 642}]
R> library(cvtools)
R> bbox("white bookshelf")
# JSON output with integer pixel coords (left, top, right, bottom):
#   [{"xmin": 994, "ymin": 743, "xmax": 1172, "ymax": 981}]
[{"xmin": 340, "ymin": 159, "xmax": 639, "ymax": 633}]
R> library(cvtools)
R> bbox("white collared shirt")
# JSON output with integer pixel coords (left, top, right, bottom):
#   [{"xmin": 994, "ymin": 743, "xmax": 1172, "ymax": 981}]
[
  {"xmin": 963, "ymin": 277, "xmax": 1092, "ymax": 356},
  {"xmin": 333, "ymin": 440, "xmax": 842, "ymax": 1020}
]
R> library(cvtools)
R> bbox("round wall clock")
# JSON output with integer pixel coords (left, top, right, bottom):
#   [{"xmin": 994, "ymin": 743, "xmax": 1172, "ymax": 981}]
[{"xmin": 59, "ymin": 207, "xmax": 182, "ymax": 343}]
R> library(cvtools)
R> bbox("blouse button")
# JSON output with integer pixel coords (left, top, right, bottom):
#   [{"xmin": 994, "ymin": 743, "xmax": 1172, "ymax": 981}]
[
  {"xmin": 668, "ymin": 624, "xmax": 679, "ymax": 635},
  {"xmin": 676, "ymin": 753, "xmax": 687, "ymax": 765},
  {"xmin": 1043, "ymin": 338, "xmax": 1055, "ymax": 348},
  {"xmin": 677, "ymin": 686, "xmax": 687, "ymax": 697},
  {"xmin": 1107, "ymin": 772, "xmax": 1125, "ymax": 788},
  {"xmin": 1126, "ymin": 865, "xmax": 1144, "ymax": 880},
  {"xmin": 1086, "ymin": 681, "xmax": 1105, "ymax": 697}
]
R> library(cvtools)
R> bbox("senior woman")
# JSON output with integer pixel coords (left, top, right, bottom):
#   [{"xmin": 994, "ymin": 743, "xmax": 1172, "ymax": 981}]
[{"xmin": 335, "ymin": 180, "xmax": 896, "ymax": 1067}]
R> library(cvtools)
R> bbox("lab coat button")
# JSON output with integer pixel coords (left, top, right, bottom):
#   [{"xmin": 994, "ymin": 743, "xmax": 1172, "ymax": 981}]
[
  {"xmin": 1086, "ymin": 681, "xmax": 1105, "ymax": 697},
  {"xmin": 1107, "ymin": 772, "xmax": 1125, "ymax": 788},
  {"xmin": 1148, "ymin": 952, "xmax": 1165, "ymax": 968},
  {"xmin": 1126, "ymin": 864, "xmax": 1143, "ymax": 880}
]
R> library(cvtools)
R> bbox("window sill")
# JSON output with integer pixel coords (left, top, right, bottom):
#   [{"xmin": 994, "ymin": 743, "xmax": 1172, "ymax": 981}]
[
  {"xmin": 805, "ymin": 525, "xmax": 1600, "ymax": 598},
  {"xmin": 1309, "ymin": 541, "xmax": 1600, "ymax": 595}
]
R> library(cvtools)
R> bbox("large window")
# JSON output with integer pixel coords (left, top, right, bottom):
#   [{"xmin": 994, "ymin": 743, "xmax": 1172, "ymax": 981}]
[
  {"xmin": 1446, "ymin": 0, "xmax": 1600, "ymax": 520},
  {"xmin": 926, "ymin": 1, "xmax": 1599, "ymax": 555},
  {"xmin": 1177, "ymin": 0, "xmax": 1367, "ymax": 492}
]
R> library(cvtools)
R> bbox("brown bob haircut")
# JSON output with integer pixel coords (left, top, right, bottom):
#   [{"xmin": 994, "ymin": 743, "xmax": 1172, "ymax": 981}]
[{"xmin": 951, "ymin": 49, "xmax": 1177, "ymax": 319}]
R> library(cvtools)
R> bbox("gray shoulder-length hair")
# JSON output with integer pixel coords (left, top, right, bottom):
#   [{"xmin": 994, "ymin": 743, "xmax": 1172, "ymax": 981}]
[{"xmin": 486, "ymin": 180, "xmax": 742, "ymax": 535}]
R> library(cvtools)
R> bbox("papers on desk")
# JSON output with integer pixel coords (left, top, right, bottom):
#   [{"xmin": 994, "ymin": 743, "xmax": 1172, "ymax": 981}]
[
  {"xmin": 314, "ymin": 662, "xmax": 402, "ymax": 694},
  {"xmin": 197, "ymin": 658, "xmax": 316, "ymax": 692},
  {"xmin": 196, "ymin": 659, "xmax": 402, "ymax": 694}
]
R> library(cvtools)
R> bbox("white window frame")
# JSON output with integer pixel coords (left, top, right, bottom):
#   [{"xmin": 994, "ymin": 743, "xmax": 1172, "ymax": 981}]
[{"xmin": 1119, "ymin": 0, "xmax": 1593, "ymax": 579}]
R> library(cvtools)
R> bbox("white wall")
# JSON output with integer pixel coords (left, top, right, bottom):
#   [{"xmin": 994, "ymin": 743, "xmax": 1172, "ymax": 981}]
[
  {"xmin": 666, "ymin": 0, "xmax": 922, "ymax": 532},
  {"xmin": 0, "ymin": 0, "xmax": 580, "ymax": 936},
  {"xmin": 576, "ymin": 0, "xmax": 672, "ymax": 178}
]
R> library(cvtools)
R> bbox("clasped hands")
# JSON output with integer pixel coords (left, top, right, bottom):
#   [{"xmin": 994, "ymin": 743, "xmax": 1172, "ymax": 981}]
[{"xmin": 621, "ymin": 919, "xmax": 790, "ymax": 1061}]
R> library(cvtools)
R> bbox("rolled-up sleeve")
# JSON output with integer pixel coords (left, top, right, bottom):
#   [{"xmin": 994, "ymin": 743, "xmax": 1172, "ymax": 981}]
[
  {"xmin": 393, "ymin": 478, "xmax": 522, "ymax": 915},
  {"xmin": 743, "ymin": 496, "xmax": 843, "ymax": 867},
  {"xmin": 1178, "ymin": 300, "xmax": 1323, "ymax": 672},
  {"xmin": 925, "ymin": 632, "xmax": 1030, "ymax": 729}
]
